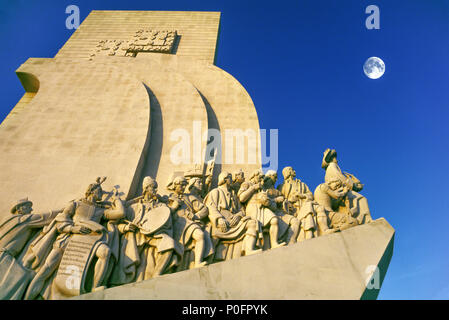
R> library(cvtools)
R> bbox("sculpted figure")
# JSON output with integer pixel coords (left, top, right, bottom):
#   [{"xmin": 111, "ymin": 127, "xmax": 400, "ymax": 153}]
[
  {"xmin": 277, "ymin": 167, "xmax": 334, "ymax": 241},
  {"xmin": 0, "ymin": 198, "xmax": 59, "ymax": 258},
  {"xmin": 111, "ymin": 177, "xmax": 181, "ymax": 285},
  {"xmin": 231, "ymin": 169, "xmax": 245, "ymax": 195},
  {"xmin": 322, "ymin": 149, "xmax": 372, "ymax": 224},
  {"xmin": 167, "ymin": 175, "xmax": 214, "ymax": 270},
  {"xmin": 204, "ymin": 172, "xmax": 261, "ymax": 260},
  {"xmin": 202, "ymin": 174, "xmax": 214, "ymax": 198},
  {"xmin": 0, "ymin": 199, "xmax": 59, "ymax": 299},
  {"xmin": 277, "ymin": 167, "xmax": 313, "ymax": 203},
  {"xmin": 238, "ymin": 169, "xmax": 286, "ymax": 249},
  {"xmin": 314, "ymin": 179, "xmax": 358, "ymax": 231},
  {"xmin": 262, "ymin": 170, "xmax": 300, "ymax": 245},
  {"xmin": 185, "ymin": 165, "xmax": 212, "ymax": 200},
  {"xmin": 186, "ymin": 177, "xmax": 205, "ymax": 202},
  {"xmin": 24, "ymin": 177, "xmax": 125, "ymax": 300}
]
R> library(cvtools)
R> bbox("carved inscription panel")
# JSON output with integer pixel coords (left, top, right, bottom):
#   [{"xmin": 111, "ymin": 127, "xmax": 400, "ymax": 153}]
[{"xmin": 90, "ymin": 30, "xmax": 177, "ymax": 59}]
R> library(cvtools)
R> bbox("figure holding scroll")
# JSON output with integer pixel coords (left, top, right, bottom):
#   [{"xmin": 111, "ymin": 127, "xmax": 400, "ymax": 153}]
[{"xmin": 24, "ymin": 177, "xmax": 125, "ymax": 299}]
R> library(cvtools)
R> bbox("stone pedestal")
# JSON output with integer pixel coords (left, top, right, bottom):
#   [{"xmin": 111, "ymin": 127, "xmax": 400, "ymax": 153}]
[{"xmin": 74, "ymin": 218, "xmax": 394, "ymax": 300}]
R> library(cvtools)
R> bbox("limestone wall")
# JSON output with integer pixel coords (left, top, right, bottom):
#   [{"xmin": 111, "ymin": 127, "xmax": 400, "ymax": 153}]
[
  {"xmin": 0, "ymin": 11, "xmax": 263, "ymax": 217},
  {"xmin": 56, "ymin": 11, "xmax": 221, "ymax": 64},
  {"xmin": 0, "ymin": 58, "xmax": 150, "ymax": 215}
]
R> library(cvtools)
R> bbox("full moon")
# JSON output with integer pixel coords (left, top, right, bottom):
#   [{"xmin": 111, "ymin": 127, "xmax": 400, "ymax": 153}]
[{"xmin": 363, "ymin": 57, "xmax": 385, "ymax": 79}]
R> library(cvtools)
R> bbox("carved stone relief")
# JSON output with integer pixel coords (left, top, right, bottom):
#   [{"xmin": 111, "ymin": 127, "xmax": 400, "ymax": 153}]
[
  {"xmin": 0, "ymin": 149, "xmax": 374, "ymax": 300},
  {"xmin": 89, "ymin": 30, "xmax": 178, "ymax": 59}
]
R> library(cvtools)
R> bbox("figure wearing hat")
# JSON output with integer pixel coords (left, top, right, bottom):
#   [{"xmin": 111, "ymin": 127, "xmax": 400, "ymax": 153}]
[
  {"xmin": 204, "ymin": 172, "xmax": 261, "ymax": 260},
  {"xmin": 166, "ymin": 175, "xmax": 214, "ymax": 270},
  {"xmin": 321, "ymin": 148, "xmax": 372, "ymax": 224},
  {"xmin": 111, "ymin": 176, "xmax": 182, "ymax": 285},
  {"xmin": 184, "ymin": 160, "xmax": 215, "ymax": 199},
  {"xmin": 0, "ymin": 198, "xmax": 59, "ymax": 300},
  {"xmin": 186, "ymin": 177, "xmax": 205, "ymax": 202},
  {"xmin": 0, "ymin": 198, "xmax": 59, "ymax": 258},
  {"xmin": 24, "ymin": 177, "xmax": 125, "ymax": 300}
]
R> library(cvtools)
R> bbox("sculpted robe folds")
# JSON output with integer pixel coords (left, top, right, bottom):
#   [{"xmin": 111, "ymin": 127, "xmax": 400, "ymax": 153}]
[
  {"xmin": 0, "ymin": 211, "xmax": 59, "ymax": 257},
  {"xmin": 238, "ymin": 182, "xmax": 288, "ymax": 245},
  {"xmin": 204, "ymin": 186, "xmax": 256, "ymax": 260},
  {"xmin": 314, "ymin": 183, "xmax": 358, "ymax": 231},
  {"xmin": 0, "ymin": 211, "xmax": 59, "ymax": 300},
  {"xmin": 264, "ymin": 188, "xmax": 294, "ymax": 239},
  {"xmin": 278, "ymin": 179, "xmax": 325, "ymax": 239},
  {"xmin": 239, "ymin": 182, "xmax": 275, "ymax": 228},
  {"xmin": 111, "ymin": 199, "xmax": 182, "ymax": 285},
  {"xmin": 277, "ymin": 179, "xmax": 313, "ymax": 204},
  {"xmin": 170, "ymin": 193, "xmax": 214, "ymax": 271},
  {"xmin": 26, "ymin": 199, "xmax": 124, "ymax": 299},
  {"xmin": 324, "ymin": 162, "xmax": 371, "ymax": 224}
]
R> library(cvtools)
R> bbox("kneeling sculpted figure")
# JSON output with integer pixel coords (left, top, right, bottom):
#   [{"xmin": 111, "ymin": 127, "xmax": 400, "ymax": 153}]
[
  {"xmin": 314, "ymin": 179, "xmax": 359, "ymax": 231},
  {"xmin": 321, "ymin": 149, "xmax": 372, "ymax": 224},
  {"xmin": 204, "ymin": 172, "xmax": 261, "ymax": 260},
  {"xmin": 24, "ymin": 177, "xmax": 125, "ymax": 299}
]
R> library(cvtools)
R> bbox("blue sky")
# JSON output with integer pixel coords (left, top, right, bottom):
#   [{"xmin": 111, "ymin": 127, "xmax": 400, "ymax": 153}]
[{"xmin": 0, "ymin": 0, "xmax": 448, "ymax": 299}]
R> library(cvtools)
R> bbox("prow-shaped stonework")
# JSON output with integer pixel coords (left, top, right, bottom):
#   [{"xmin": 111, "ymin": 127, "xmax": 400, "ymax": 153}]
[{"xmin": 73, "ymin": 218, "xmax": 394, "ymax": 300}]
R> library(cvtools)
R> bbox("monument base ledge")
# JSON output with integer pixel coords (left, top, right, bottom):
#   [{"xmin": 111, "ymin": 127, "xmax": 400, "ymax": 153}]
[{"xmin": 73, "ymin": 218, "xmax": 394, "ymax": 300}]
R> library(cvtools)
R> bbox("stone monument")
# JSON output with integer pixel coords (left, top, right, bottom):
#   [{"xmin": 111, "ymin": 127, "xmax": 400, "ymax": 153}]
[{"xmin": 0, "ymin": 10, "xmax": 394, "ymax": 300}]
